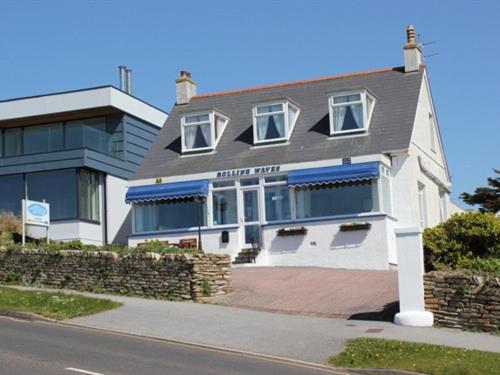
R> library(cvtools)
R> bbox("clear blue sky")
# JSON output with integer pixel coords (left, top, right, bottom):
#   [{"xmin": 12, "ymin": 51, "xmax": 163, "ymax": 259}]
[{"xmin": 1, "ymin": 0, "xmax": 499, "ymax": 205}]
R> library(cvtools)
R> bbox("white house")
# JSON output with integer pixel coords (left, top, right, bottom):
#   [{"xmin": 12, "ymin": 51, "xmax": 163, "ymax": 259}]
[{"xmin": 126, "ymin": 26, "xmax": 454, "ymax": 270}]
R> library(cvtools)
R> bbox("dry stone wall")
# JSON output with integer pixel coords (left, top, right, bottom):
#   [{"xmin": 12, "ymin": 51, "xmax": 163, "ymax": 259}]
[
  {"xmin": 424, "ymin": 270, "xmax": 499, "ymax": 332},
  {"xmin": 0, "ymin": 249, "xmax": 231, "ymax": 301}
]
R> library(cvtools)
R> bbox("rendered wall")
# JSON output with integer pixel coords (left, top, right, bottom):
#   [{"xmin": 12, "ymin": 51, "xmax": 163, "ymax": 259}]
[{"xmin": 260, "ymin": 215, "xmax": 394, "ymax": 270}]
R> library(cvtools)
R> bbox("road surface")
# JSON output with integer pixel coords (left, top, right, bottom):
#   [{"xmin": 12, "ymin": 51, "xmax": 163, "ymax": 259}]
[{"xmin": 0, "ymin": 316, "xmax": 346, "ymax": 375}]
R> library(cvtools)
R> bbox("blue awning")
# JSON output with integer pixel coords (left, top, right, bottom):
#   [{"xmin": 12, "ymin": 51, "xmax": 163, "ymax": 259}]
[
  {"xmin": 126, "ymin": 180, "xmax": 209, "ymax": 203},
  {"xmin": 288, "ymin": 162, "xmax": 380, "ymax": 187}
]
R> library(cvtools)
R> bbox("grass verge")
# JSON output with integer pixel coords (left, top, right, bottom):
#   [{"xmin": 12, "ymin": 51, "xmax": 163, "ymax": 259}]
[
  {"xmin": 329, "ymin": 338, "xmax": 500, "ymax": 375},
  {"xmin": 0, "ymin": 287, "xmax": 121, "ymax": 320}
]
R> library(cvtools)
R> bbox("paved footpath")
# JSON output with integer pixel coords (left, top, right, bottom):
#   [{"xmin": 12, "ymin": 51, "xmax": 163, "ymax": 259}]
[{"xmin": 13, "ymin": 286, "xmax": 500, "ymax": 365}]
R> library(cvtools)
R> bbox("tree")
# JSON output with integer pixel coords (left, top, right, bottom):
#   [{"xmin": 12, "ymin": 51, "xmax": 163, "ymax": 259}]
[{"xmin": 460, "ymin": 169, "xmax": 500, "ymax": 213}]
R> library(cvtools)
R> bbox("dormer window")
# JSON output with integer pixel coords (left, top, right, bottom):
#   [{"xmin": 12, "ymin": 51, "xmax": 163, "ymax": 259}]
[
  {"xmin": 181, "ymin": 111, "xmax": 228, "ymax": 153},
  {"xmin": 328, "ymin": 91, "xmax": 375, "ymax": 135},
  {"xmin": 253, "ymin": 101, "xmax": 300, "ymax": 144}
]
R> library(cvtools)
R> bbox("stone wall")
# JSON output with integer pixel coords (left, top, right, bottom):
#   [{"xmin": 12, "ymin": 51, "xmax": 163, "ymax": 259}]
[
  {"xmin": 0, "ymin": 249, "xmax": 231, "ymax": 301},
  {"xmin": 424, "ymin": 271, "xmax": 499, "ymax": 332}
]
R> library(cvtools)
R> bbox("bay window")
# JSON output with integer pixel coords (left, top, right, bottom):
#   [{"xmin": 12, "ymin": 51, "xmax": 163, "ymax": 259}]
[
  {"xmin": 181, "ymin": 111, "xmax": 228, "ymax": 152},
  {"xmin": 295, "ymin": 181, "xmax": 379, "ymax": 219},
  {"xmin": 329, "ymin": 91, "xmax": 375, "ymax": 135},
  {"xmin": 253, "ymin": 101, "xmax": 300, "ymax": 144},
  {"xmin": 134, "ymin": 199, "xmax": 206, "ymax": 232}
]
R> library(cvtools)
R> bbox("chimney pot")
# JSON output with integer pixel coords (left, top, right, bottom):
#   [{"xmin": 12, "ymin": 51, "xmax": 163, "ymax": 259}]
[
  {"xmin": 176, "ymin": 70, "xmax": 196, "ymax": 105},
  {"xmin": 403, "ymin": 25, "xmax": 423, "ymax": 73}
]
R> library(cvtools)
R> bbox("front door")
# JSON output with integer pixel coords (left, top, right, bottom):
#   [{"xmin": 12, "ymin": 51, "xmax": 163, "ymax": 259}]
[{"xmin": 242, "ymin": 189, "xmax": 260, "ymax": 246}]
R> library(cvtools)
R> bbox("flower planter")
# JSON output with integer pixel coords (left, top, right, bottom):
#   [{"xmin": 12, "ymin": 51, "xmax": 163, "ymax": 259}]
[
  {"xmin": 339, "ymin": 222, "xmax": 371, "ymax": 232},
  {"xmin": 276, "ymin": 226, "xmax": 308, "ymax": 236}
]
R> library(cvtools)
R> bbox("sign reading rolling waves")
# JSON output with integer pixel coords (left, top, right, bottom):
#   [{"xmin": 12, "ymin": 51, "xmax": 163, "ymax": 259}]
[{"xmin": 25, "ymin": 200, "xmax": 50, "ymax": 226}]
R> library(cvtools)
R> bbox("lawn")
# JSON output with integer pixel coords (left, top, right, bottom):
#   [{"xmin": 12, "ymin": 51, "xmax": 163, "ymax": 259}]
[
  {"xmin": 329, "ymin": 338, "xmax": 500, "ymax": 375},
  {"xmin": 0, "ymin": 287, "xmax": 121, "ymax": 320}
]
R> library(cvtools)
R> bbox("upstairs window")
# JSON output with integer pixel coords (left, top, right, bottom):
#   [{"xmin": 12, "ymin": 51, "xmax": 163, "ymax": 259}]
[
  {"xmin": 181, "ymin": 111, "xmax": 228, "ymax": 153},
  {"xmin": 253, "ymin": 101, "xmax": 300, "ymax": 144},
  {"xmin": 329, "ymin": 91, "xmax": 375, "ymax": 135}
]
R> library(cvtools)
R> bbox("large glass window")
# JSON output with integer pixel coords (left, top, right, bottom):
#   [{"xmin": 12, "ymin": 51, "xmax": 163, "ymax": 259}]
[
  {"xmin": 4, "ymin": 128, "xmax": 22, "ymax": 156},
  {"xmin": 26, "ymin": 169, "xmax": 77, "ymax": 221},
  {"xmin": 23, "ymin": 123, "xmax": 63, "ymax": 154},
  {"xmin": 253, "ymin": 101, "xmax": 300, "ymax": 143},
  {"xmin": 329, "ymin": 91, "xmax": 375, "ymax": 135},
  {"xmin": 212, "ymin": 190, "xmax": 237, "ymax": 225},
  {"xmin": 79, "ymin": 169, "xmax": 100, "ymax": 222},
  {"xmin": 134, "ymin": 199, "xmax": 206, "ymax": 232},
  {"xmin": 0, "ymin": 174, "xmax": 24, "ymax": 216},
  {"xmin": 0, "ymin": 116, "xmax": 123, "ymax": 159},
  {"xmin": 265, "ymin": 186, "xmax": 291, "ymax": 221},
  {"xmin": 295, "ymin": 182, "xmax": 379, "ymax": 219},
  {"xmin": 66, "ymin": 117, "xmax": 111, "ymax": 155},
  {"xmin": 181, "ymin": 112, "xmax": 228, "ymax": 153}
]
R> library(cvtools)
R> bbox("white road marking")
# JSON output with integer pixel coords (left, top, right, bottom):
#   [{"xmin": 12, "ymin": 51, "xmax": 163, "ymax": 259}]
[{"xmin": 65, "ymin": 368, "xmax": 105, "ymax": 375}]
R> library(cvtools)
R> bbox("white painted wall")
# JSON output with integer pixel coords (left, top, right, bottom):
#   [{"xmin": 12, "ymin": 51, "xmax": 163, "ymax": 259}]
[
  {"xmin": 259, "ymin": 216, "xmax": 394, "ymax": 270},
  {"xmin": 106, "ymin": 174, "xmax": 131, "ymax": 244}
]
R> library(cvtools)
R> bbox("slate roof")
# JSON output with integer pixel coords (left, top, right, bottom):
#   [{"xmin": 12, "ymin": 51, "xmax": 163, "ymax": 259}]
[{"xmin": 133, "ymin": 67, "xmax": 424, "ymax": 180}]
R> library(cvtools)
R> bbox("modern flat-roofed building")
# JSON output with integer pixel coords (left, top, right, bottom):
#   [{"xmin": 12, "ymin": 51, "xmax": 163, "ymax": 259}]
[
  {"xmin": 0, "ymin": 72, "xmax": 167, "ymax": 245},
  {"xmin": 125, "ymin": 26, "xmax": 455, "ymax": 269}
]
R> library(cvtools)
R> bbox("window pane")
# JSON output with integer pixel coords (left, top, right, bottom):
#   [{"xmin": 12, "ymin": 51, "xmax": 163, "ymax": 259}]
[
  {"xmin": 79, "ymin": 169, "xmax": 100, "ymax": 221},
  {"xmin": 82, "ymin": 118, "xmax": 109, "ymax": 154},
  {"xmin": 24, "ymin": 123, "xmax": 63, "ymax": 154},
  {"xmin": 185, "ymin": 114, "xmax": 210, "ymax": 124},
  {"xmin": 241, "ymin": 178, "xmax": 259, "ymax": 186},
  {"xmin": 381, "ymin": 175, "xmax": 392, "ymax": 214},
  {"xmin": 134, "ymin": 199, "xmax": 206, "ymax": 232},
  {"xmin": 333, "ymin": 94, "xmax": 361, "ymax": 104},
  {"xmin": 215, "ymin": 115, "xmax": 226, "ymax": 140},
  {"xmin": 184, "ymin": 123, "xmax": 211, "ymax": 149},
  {"xmin": 256, "ymin": 113, "xmax": 285, "ymax": 141},
  {"xmin": 212, "ymin": 180, "xmax": 235, "ymax": 188},
  {"xmin": 27, "ymin": 169, "xmax": 77, "ymax": 220},
  {"xmin": 295, "ymin": 182, "xmax": 378, "ymax": 219},
  {"xmin": 0, "ymin": 174, "xmax": 24, "ymax": 216},
  {"xmin": 332, "ymin": 103, "xmax": 364, "ymax": 132},
  {"xmin": 264, "ymin": 175, "xmax": 287, "ymax": 183},
  {"xmin": 212, "ymin": 190, "xmax": 237, "ymax": 225},
  {"xmin": 288, "ymin": 105, "xmax": 299, "ymax": 128},
  {"xmin": 256, "ymin": 104, "xmax": 283, "ymax": 114},
  {"xmin": 265, "ymin": 186, "xmax": 290, "ymax": 221},
  {"xmin": 65, "ymin": 122, "xmax": 84, "ymax": 149},
  {"xmin": 4, "ymin": 128, "xmax": 22, "ymax": 156}
]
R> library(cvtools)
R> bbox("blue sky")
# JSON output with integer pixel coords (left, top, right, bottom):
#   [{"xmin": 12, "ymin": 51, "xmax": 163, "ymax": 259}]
[{"xmin": 1, "ymin": 0, "xmax": 498, "ymax": 205}]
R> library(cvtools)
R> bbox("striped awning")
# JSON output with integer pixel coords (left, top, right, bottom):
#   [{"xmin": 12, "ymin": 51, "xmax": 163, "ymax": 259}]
[
  {"xmin": 126, "ymin": 180, "xmax": 209, "ymax": 203},
  {"xmin": 288, "ymin": 162, "xmax": 379, "ymax": 188}
]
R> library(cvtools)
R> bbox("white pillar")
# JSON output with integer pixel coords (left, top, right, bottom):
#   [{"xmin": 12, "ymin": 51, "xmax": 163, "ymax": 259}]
[{"xmin": 394, "ymin": 227, "xmax": 434, "ymax": 327}]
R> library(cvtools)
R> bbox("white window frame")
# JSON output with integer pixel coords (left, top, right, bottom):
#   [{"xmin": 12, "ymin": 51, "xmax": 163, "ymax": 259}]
[
  {"xmin": 418, "ymin": 182, "xmax": 427, "ymax": 228},
  {"xmin": 328, "ymin": 90, "xmax": 375, "ymax": 136},
  {"xmin": 210, "ymin": 180, "xmax": 238, "ymax": 227},
  {"xmin": 181, "ymin": 110, "xmax": 229, "ymax": 153},
  {"xmin": 252, "ymin": 100, "xmax": 300, "ymax": 145}
]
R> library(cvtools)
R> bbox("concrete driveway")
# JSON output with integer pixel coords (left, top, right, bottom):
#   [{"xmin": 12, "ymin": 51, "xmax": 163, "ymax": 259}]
[{"xmin": 208, "ymin": 267, "xmax": 399, "ymax": 319}]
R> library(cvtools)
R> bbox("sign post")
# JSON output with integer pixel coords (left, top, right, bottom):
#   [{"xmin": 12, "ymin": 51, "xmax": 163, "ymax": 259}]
[{"xmin": 22, "ymin": 199, "xmax": 50, "ymax": 245}]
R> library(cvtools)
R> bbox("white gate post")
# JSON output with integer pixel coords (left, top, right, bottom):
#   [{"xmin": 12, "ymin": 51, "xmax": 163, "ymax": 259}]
[{"xmin": 394, "ymin": 227, "xmax": 433, "ymax": 327}]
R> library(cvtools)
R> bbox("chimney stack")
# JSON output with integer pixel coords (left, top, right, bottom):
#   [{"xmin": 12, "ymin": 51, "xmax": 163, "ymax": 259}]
[
  {"xmin": 403, "ymin": 25, "xmax": 423, "ymax": 73},
  {"xmin": 176, "ymin": 70, "xmax": 196, "ymax": 105},
  {"xmin": 118, "ymin": 66, "xmax": 132, "ymax": 94}
]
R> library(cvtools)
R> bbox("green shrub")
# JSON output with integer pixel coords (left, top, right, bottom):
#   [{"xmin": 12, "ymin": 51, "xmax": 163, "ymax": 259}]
[
  {"xmin": 4, "ymin": 239, "xmax": 203, "ymax": 256},
  {"xmin": 201, "ymin": 279, "xmax": 212, "ymax": 297},
  {"xmin": 423, "ymin": 212, "xmax": 500, "ymax": 271},
  {"xmin": 456, "ymin": 257, "xmax": 500, "ymax": 276}
]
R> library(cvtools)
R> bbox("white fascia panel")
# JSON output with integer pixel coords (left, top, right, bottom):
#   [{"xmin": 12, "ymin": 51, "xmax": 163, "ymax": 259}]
[{"xmin": 0, "ymin": 87, "xmax": 167, "ymax": 128}]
